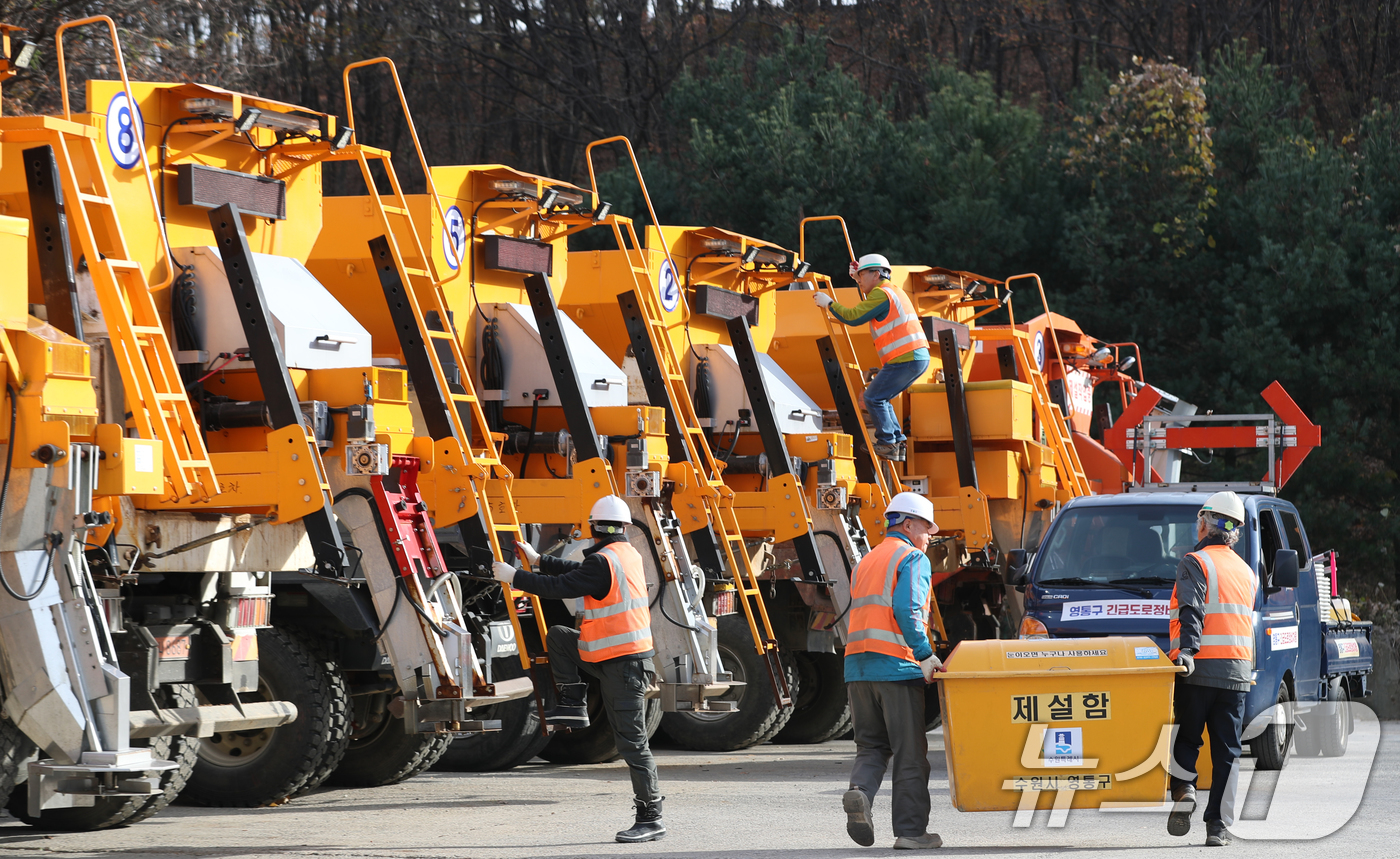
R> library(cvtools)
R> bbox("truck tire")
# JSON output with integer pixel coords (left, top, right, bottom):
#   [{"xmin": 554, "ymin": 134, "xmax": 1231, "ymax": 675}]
[
  {"xmin": 1249, "ymin": 681, "xmax": 1293, "ymax": 771},
  {"xmin": 289, "ymin": 635, "xmax": 352, "ymax": 796},
  {"xmin": 539, "ymin": 685, "xmax": 662, "ymax": 765},
  {"xmin": 1292, "ymin": 708, "xmax": 1322, "ymax": 757},
  {"xmin": 433, "ymin": 657, "xmax": 548, "ymax": 772},
  {"xmin": 659, "ymin": 615, "xmax": 799, "ymax": 751},
  {"xmin": 772, "ymin": 652, "xmax": 851, "ymax": 744},
  {"xmin": 7, "ymin": 684, "xmax": 199, "ymax": 831},
  {"xmin": 0, "ymin": 711, "xmax": 35, "ymax": 809},
  {"xmin": 1320, "ymin": 680, "xmax": 1351, "ymax": 758},
  {"xmin": 181, "ymin": 627, "xmax": 350, "ymax": 806},
  {"xmin": 327, "ymin": 698, "xmax": 452, "ymax": 787}
]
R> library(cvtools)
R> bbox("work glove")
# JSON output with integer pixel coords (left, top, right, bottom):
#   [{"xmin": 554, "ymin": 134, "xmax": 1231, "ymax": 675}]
[
  {"xmin": 813, "ymin": 292, "xmax": 834, "ymax": 309},
  {"xmin": 848, "ymin": 259, "xmax": 859, "ymax": 279},
  {"xmin": 515, "ymin": 541, "xmax": 541, "ymax": 567},
  {"xmin": 1174, "ymin": 653, "xmax": 1195, "ymax": 677},
  {"xmin": 491, "ymin": 561, "xmax": 516, "ymax": 585},
  {"xmin": 919, "ymin": 654, "xmax": 944, "ymax": 683}
]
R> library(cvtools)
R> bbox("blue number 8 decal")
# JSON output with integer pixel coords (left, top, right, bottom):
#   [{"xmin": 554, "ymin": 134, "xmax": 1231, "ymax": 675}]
[
  {"xmin": 116, "ymin": 105, "xmax": 134, "ymax": 152},
  {"xmin": 106, "ymin": 93, "xmax": 144, "ymax": 169}
]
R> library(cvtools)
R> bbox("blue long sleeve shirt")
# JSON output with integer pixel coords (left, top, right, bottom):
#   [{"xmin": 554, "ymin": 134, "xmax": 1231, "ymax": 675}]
[{"xmin": 844, "ymin": 532, "xmax": 933, "ymax": 683}]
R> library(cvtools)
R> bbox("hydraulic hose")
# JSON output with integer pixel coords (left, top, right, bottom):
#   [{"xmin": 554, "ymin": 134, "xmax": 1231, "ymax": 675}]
[
  {"xmin": 480, "ymin": 316, "xmax": 505, "ymax": 432},
  {"xmin": 693, "ymin": 356, "xmax": 713, "ymax": 445},
  {"xmin": 518, "ymin": 392, "xmax": 543, "ymax": 479}
]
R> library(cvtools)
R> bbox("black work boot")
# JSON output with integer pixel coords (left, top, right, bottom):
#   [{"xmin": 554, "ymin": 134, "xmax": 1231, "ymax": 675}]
[
  {"xmin": 1205, "ymin": 821, "xmax": 1232, "ymax": 847},
  {"xmin": 545, "ymin": 682, "xmax": 589, "ymax": 728},
  {"xmin": 1167, "ymin": 782, "xmax": 1196, "ymax": 837},
  {"xmin": 616, "ymin": 797, "xmax": 666, "ymax": 843}
]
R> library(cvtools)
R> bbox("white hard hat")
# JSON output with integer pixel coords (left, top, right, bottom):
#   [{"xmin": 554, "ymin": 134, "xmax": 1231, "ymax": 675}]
[
  {"xmin": 855, "ymin": 253, "xmax": 891, "ymax": 274},
  {"xmin": 1200, "ymin": 491, "xmax": 1246, "ymax": 527},
  {"xmin": 885, "ymin": 491, "xmax": 935, "ymax": 527},
  {"xmin": 589, "ymin": 495, "xmax": 631, "ymax": 525}
]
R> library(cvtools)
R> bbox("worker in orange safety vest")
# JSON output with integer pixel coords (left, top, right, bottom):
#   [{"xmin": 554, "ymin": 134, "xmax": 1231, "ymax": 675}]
[
  {"xmin": 841, "ymin": 492, "xmax": 943, "ymax": 850},
  {"xmin": 494, "ymin": 495, "xmax": 663, "ymax": 843},
  {"xmin": 813, "ymin": 253, "xmax": 929, "ymax": 460},
  {"xmin": 1166, "ymin": 491, "xmax": 1257, "ymax": 847}
]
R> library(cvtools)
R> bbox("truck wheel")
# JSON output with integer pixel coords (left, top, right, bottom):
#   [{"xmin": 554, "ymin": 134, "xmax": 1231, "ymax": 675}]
[
  {"xmin": 1249, "ymin": 681, "xmax": 1293, "ymax": 770},
  {"xmin": 7, "ymin": 684, "xmax": 200, "ymax": 830},
  {"xmin": 181, "ymin": 628, "xmax": 350, "ymax": 806},
  {"xmin": 0, "ymin": 711, "xmax": 35, "ymax": 809},
  {"xmin": 327, "ymin": 692, "xmax": 452, "ymax": 787},
  {"xmin": 1320, "ymin": 680, "xmax": 1351, "ymax": 758},
  {"xmin": 289, "ymin": 635, "xmax": 352, "ymax": 796},
  {"xmin": 433, "ymin": 657, "xmax": 548, "ymax": 772},
  {"xmin": 659, "ymin": 614, "xmax": 799, "ymax": 751},
  {"xmin": 1292, "ymin": 709, "xmax": 1322, "ymax": 757},
  {"xmin": 539, "ymin": 685, "xmax": 662, "ymax": 765},
  {"xmin": 773, "ymin": 652, "xmax": 851, "ymax": 744}
]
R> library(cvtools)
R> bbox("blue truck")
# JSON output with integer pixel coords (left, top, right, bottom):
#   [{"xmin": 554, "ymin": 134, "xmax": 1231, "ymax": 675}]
[{"xmin": 1005, "ymin": 491, "xmax": 1375, "ymax": 768}]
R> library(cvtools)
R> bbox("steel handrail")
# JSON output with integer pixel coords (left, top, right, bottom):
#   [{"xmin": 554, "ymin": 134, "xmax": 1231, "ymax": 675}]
[
  {"xmin": 799, "ymin": 215, "xmax": 859, "ymax": 296},
  {"xmin": 1106, "ymin": 341, "xmax": 1146, "ymax": 385},
  {"xmin": 584, "ymin": 136, "xmax": 686, "ymax": 318},
  {"xmin": 56, "ymin": 15, "xmax": 174, "ymax": 291},
  {"xmin": 798, "ymin": 215, "xmax": 855, "ymax": 263},
  {"xmin": 1005, "ymin": 273, "xmax": 1071, "ymax": 388},
  {"xmin": 342, "ymin": 57, "xmax": 462, "ymax": 275}
]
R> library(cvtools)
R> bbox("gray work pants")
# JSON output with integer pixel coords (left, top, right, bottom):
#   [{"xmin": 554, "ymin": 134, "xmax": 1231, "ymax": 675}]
[
  {"xmin": 847, "ymin": 680, "xmax": 931, "ymax": 838},
  {"xmin": 546, "ymin": 624, "xmax": 659, "ymax": 802}
]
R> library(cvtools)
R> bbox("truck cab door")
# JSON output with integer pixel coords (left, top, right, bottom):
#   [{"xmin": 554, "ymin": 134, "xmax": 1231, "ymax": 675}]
[
  {"xmin": 1280, "ymin": 507, "xmax": 1323, "ymax": 702},
  {"xmin": 1252, "ymin": 506, "xmax": 1300, "ymax": 717}
]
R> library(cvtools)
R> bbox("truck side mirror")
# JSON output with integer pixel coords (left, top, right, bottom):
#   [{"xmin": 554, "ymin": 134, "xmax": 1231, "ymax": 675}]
[
  {"xmin": 1002, "ymin": 548, "xmax": 1029, "ymax": 587},
  {"xmin": 1272, "ymin": 549, "xmax": 1300, "ymax": 589}
]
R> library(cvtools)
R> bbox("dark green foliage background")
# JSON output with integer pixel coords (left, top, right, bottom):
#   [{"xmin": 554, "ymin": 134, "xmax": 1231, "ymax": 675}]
[{"xmin": 599, "ymin": 38, "xmax": 1399, "ymax": 598}]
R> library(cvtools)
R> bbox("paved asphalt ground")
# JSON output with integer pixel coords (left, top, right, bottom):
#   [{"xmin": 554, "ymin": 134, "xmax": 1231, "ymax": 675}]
[{"xmin": 1, "ymin": 720, "xmax": 1393, "ymax": 859}]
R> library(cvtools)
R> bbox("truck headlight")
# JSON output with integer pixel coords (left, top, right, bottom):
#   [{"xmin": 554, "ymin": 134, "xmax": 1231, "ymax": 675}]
[{"xmin": 1018, "ymin": 616, "xmax": 1049, "ymax": 640}]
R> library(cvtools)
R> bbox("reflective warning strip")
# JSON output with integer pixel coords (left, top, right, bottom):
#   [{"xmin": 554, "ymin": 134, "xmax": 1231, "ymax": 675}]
[
  {"xmin": 579, "ymin": 627, "xmax": 652, "ymax": 652},
  {"xmin": 581, "ymin": 546, "xmax": 649, "ymax": 620},
  {"xmin": 846, "ymin": 627, "xmax": 910, "ymax": 649}
]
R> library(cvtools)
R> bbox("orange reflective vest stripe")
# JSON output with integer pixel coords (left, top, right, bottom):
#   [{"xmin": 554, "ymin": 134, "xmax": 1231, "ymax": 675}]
[
  {"xmin": 579, "ymin": 542, "xmax": 654, "ymax": 663},
  {"xmin": 870, "ymin": 284, "xmax": 927, "ymax": 364},
  {"xmin": 845, "ymin": 537, "xmax": 924, "ymax": 663},
  {"xmin": 1168, "ymin": 544, "xmax": 1257, "ymax": 662}
]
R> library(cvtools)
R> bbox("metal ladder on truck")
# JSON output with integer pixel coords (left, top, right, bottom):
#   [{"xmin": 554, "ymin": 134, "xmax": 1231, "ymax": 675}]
[
  {"xmin": 1001, "ymin": 274, "xmax": 1093, "ymax": 498},
  {"xmin": 719, "ymin": 312, "xmax": 853, "ymax": 631},
  {"xmin": 336, "ymin": 59, "xmax": 547, "ymax": 713},
  {"xmin": 801, "ymin": 217, "xmax": 943, "ymax": 637},
  {"xmin": 517, "ymin": 272, "xmax": 736, "ymax": 712},
  {"xmin": 7, "ymin": 17, "xmax": 218, "ymax": 503},
  {"xmin": 0, "ymin": 17, "xmax": 201, "ymax": 818},
  {"xmin": 798, "ymin": 218, "xmax": 903, "ymax": 510},
  {"xmin": 586, "ymin": 136, "xmax": 790, "ymax": 707}
]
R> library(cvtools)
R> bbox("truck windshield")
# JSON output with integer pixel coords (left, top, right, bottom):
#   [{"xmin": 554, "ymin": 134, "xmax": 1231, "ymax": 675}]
[{"xmin": 1037, "ymin": 505, "xmax": 1214, "ymax": 585}]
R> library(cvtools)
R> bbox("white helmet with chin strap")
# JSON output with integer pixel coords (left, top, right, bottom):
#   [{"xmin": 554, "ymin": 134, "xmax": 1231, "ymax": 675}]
[
  {"xmin": 885, "ymin": 492, "xmax": 936, "ymax": 529},
  {"xmin": 1199, "ymin": 491, "xmax": 1245, "ymax": 532},
  {"xmin": 854, "ymin": 253, "xmax": 892, "ymax": 278},
  {"xmin": 589, "ymin": 495, "xmax": 631, "ymax": 536}
]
